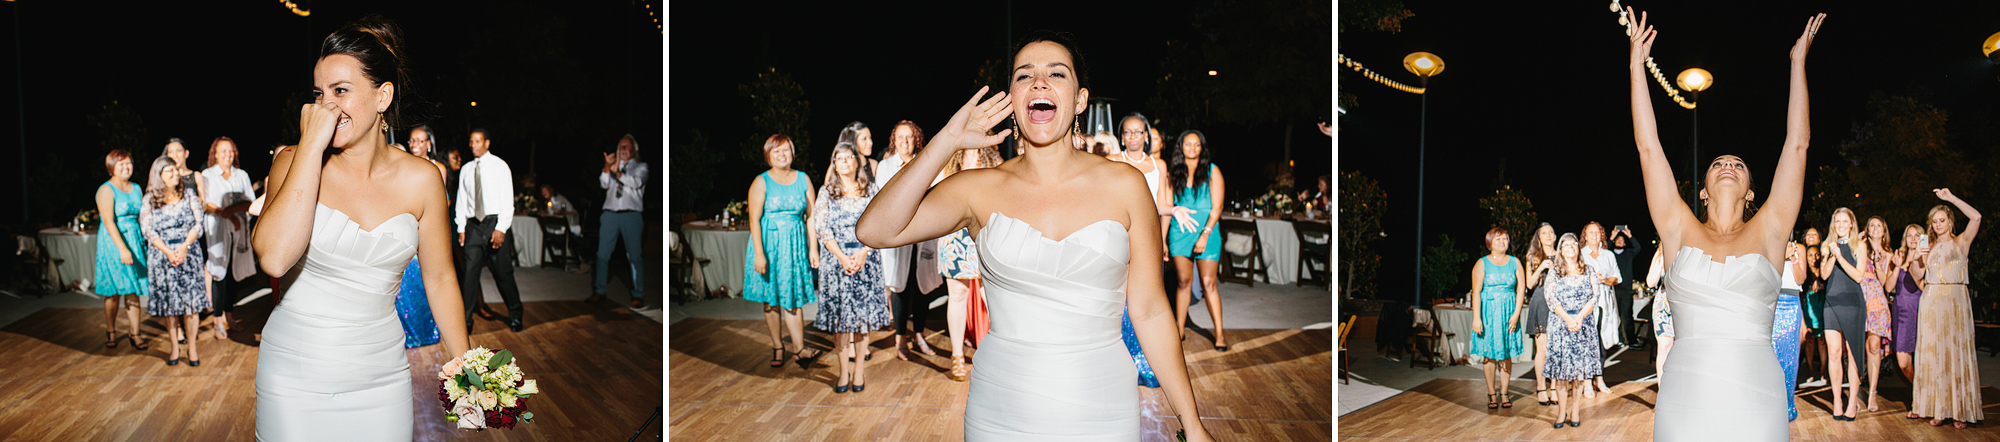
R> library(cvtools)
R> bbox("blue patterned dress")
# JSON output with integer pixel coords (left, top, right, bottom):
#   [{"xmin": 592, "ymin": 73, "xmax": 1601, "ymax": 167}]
[
  {"xmin": 810, "ymin": 185, "xmax": 890, "ymax": 333},
  {"xmin": 393, "ymin": 258, "xmax": 441, "ymax": 348},
  {"xmin": 1471, "ymin": 255, "xmax": 1524, "ymax": 361},
  {"xmin": 94, "ymin": 181, "xmax": 148, "ymax": 297},
  {"xmin": 1123, "ymin": 311, "xmax": 1160, "ymax": 387},
  {"xmin": 1544, "ymin": 269, "xmax": 1602, "ymax": 380},
  {"xmin": 743, "ymin": 171, "xmax": 816, "ymax": 309},
  {"xmin": 938, "ymin": 229, "xmax": 978, "ymax": 279},
  {"xmin": 143, "ymin": 190, "xmax": 207, "ymax": 317}
]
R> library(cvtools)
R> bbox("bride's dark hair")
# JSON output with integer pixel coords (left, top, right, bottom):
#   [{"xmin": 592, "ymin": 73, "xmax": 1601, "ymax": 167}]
[{"xmin": 320, "ymin": 14, "xmax": 433, "ymax": 130}]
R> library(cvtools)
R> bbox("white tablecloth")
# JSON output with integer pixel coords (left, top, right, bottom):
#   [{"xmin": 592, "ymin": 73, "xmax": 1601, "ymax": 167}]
[
  {"xmin": 511, "ymin": 216, "xmax": 541, "ymax": 267},
  {"xmin": 682, "ymin": 223, "xmax": 751, "ymax": 298},
  {"xmin": 1221, "ymin": 216, "xmax": 1303, "ymax": 285},
  {"xmin": 1434, "ymin": 305, "xmax": 1533, "ymax": 365},
  {"xmin": 37, "ymin": 230, "xmax": 95, "ymax": 291}
]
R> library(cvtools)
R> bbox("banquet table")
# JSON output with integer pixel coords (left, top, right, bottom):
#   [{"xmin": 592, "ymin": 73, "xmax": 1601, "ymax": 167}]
[
  {"xmin": 37, "ymin": 229, "xmax": 96, "ymax": 292},
  {"xmin": 1433, "ymin": 302, "xmax": 1533, "ymax": 365},
  {"xmin": 1220, "ymin": 214, "xmax": 1313, "ymax": 285},
  {"xmin": 681, "ymin": 221, "xmax": 750, "ymax": 298},
  {"xmin": 511, "ymin": 215, "xmax": 542, "ymax": 267}
]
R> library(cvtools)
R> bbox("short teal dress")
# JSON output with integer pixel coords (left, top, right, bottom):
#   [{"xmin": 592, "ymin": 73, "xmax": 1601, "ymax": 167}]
[
  {"xmin": 742, "ymin": 171, "xmax": 817, "ymax": 309},
  {"xmin": 1168, "ymin": 164, "xmax": 1222, "ymax": 262},
  {"xmin": 93, "ymin": 181, "xmax": 148, "ymax": 297},
  {"xmin": 1471, "ymin": 255, "xmax": 1524, "ymax": 360}
]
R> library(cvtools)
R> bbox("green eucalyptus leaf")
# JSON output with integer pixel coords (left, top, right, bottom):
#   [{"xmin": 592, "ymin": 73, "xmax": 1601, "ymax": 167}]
[{"xmin": 488, "ymin": 350, "xmax": 514, "ymax": 371}]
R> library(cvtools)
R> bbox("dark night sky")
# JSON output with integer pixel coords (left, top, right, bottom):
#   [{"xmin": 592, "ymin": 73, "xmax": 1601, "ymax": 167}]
[
  {"xmin": 667, "ymin": 0, "xmax": 1334, "ymax": 214},
  {"xmin": 0, "ymin": 1, "xmax": 663, "ymax": 228},
  {"xmin": 1340, "ymin": 0, "xmax": 2000, "ymax": 302}
]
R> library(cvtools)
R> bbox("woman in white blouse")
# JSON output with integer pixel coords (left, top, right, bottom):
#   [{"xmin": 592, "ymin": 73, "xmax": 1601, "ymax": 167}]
[
  {"xmin": 1578, "ymin": 222, "xmax": 1622, "ymax": 397},
  {"xmin": 877, "ymin": 120, "xmax": 943, "ymax": 360},
  {"xmin": 201, "ymin": 137, "xmax": 257, "ymax": 340}
]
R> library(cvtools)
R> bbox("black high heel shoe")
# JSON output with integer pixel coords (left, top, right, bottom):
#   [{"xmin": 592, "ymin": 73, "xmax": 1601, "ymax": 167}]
[
  {"xmin": 1568, "ymin": 420, "xmax": 1581, "ymax": 427},
  {"xmin": 833, "ymin": 382, "xmax": 849, "ymax": 394},
  {"xmin": 795, "ymin": 348, "xmax": 823, "ymax": 369},
  {"xmin": 852, "ymin": 383, "xmax": 865, "ymax": 393}
]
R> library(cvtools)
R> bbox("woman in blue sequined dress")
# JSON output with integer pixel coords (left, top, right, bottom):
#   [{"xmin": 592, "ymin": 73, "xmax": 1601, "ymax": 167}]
[{"xmin": 388, "ymin": 133, "xmax": 449, "ymax": 348}]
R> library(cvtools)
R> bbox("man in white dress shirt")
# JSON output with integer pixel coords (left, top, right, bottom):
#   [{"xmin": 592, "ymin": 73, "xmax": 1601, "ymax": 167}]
[
  {"xmin": 456, "ymin": 128, "xmax": 525, "ymax": 332},
  {"xmin": 592, "ymin": 134, "xmax": 650, "ymax": 309}
]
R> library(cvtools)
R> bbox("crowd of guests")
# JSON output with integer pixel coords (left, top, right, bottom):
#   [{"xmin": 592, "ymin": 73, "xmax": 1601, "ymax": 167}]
[
  {"xmin": 741, "ymin": 115, "xmax": 1243, "ymax": 391},
  {"xmin": 1460, "ymin": 190, "xmax": 1984, "ymax": 429},
  {"xmin": 89, "ymin": 130, "xmax": 651, "ymax": 365}
]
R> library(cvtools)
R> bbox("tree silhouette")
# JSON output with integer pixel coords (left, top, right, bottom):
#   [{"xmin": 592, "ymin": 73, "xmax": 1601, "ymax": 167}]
[
  {"xmin": 1341, "ymin": 170, "xmax": 1387, "ymax": 299},
  {"xmin": 738, "ymin": 67, "xmax": 813, "ymax": 172}
]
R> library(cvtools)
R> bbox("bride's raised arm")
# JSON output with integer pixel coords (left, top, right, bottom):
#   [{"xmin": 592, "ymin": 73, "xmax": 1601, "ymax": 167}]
[
  {"xmin": 253, "ymin": 103, "xmax": 342, "ymax": 276},
  {"xmin": 1754, "ymin": 13, "xmax": 1827, "ymax": 255},
  {"xmin": 857, "ymin": 86, "xmax": 1012, "ymax": 249},
  {"xmin": 1626, "ymin": 8, "xmax": 1695, "ymax": 256}
]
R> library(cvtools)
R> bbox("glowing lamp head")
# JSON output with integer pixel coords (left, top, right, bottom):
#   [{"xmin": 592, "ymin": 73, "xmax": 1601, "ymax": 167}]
[
  {"xmin": 1676, "ymin": 68, "xmax": 1713, "ymax": 92},
  {"xmin": 1985, "ymin": 31, "xmax": 2000, "ymax": 63},
  {"xmin": 1402, "ymin": 52, "xmax": 1444, "ymax": 78}
]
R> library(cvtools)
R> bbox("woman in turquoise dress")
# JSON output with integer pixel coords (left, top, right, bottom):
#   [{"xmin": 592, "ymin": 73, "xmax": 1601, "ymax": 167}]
[
  {"xmin": 1168, "ymin": 130, "xmax": 1228, "ymax": 351},
  {"xmin": 744, "ymin": 134, "xmax": 820, "ymax": 369},
  {"xmin": 1470, "ymin": 227, "xmax": 1524, "ymax": 409},
  {"xmin": 94, "ymin": 150, "xmax": 150, "ymax": 350}
]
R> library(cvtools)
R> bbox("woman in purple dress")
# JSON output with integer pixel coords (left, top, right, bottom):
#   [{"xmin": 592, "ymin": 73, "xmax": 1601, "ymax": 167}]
[{"xmin": 1890, "ymin": 223, "xmax": 1925, "ymax": 384}]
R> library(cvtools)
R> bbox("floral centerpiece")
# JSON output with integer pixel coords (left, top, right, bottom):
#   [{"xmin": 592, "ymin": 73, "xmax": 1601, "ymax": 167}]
[
  {"xmin": 73, "ymin": 209, "xmax": 99, "ymax": 232},
  {"xmin": 1249, "ymin": 191, "xmax": 1296, "ymax": 216},
  {"xmin": 725, "ymin": 200, "xmax": 748, "ymax": 226},
  {"xmin": 438, "ymin": 347, "xmax": 540, "ymax": 431}
]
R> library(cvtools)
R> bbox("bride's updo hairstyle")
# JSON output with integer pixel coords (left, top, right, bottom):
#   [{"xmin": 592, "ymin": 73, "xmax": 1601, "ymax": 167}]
[{"xmin": 320, "ymin": 14, "xmax": 431, "ymax": 130}]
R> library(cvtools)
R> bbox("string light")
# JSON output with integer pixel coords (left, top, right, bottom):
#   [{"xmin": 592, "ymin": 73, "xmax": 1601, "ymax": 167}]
[
  {"xmin": 278, "ymin": 0, "xmax": 309, "ymax": 17},
  {"xmin": 1337, "ymin": 54, "xmax": 1426, "ymax": 94},
  {"xmin": 1613, "ymin": 1, "xmax": 1695, "ymax": 109}
]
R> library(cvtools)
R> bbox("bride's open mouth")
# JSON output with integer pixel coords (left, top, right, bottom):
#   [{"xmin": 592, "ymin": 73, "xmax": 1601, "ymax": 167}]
[
  {"xmin": 337, "ymin": 114, "xmax": 352, "ymax": 130},
  {"xmin": 1027, "ymin": 98, "xmax": 1056, "ymax": 125}
]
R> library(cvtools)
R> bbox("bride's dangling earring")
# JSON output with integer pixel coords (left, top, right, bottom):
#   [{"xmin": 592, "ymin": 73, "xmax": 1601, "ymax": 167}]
[{"xmin": 378, "ymin": 112, "xmax": 388, "ymax": 134}]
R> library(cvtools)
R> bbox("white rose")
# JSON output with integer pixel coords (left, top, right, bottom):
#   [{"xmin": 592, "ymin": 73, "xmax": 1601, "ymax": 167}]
[
  {"xmin": 518, "ymin": 379, "xmax": 540, "ymax": 395},
  {"xmin": 451, "ymin": 396, "xmax": 487, "ymax": 430},
  {"xmin": 499, "ymin": 392, "xmax": 519, "ymax": 408},
  {"xmin": 445, "ymin": 382, "xmax": 466, "ymax": 400}
]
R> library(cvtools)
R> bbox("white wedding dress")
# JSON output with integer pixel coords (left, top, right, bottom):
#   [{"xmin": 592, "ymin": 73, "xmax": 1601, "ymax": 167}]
[
  {"xmin": 964, "ymin": 212, "xmax": 1139, "ymax": 441},
  {"xmin": 257, "ymin": 204, "xmax": 421, "ymax": 441},
  {"xmin": 1654, "ymin": 246, "xmax": 1786, "ymax": 441}
]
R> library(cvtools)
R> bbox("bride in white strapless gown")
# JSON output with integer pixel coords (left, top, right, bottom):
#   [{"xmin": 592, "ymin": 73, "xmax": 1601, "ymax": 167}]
[
  {"xmin": 253, "ymin": 15, "xmax": 471, "ymax": 441},
  {"xmin": 965, "ymin": 213, "xmax": 1137, "ymax": 438},
  {"xmin": 1654, "ymin": 247, "xmax": 1786, "ymax": 440},
  {"xmin": 257, "ymin": 205, "xmax": 427, "ymax": 441},
  {"xmin": 856, "ymin": 33, "xmax": 1214, "ymax": 441},
  {"xmin": 1624, "ymin": 8, "xmax": 1824, "ymax": 441}
]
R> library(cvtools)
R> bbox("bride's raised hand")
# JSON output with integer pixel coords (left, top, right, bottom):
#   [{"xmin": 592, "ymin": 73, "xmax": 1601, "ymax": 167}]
[
  {"xmin": 1790, "ymin": 13, "xmax": 1827, "ymax": 63},
  {"xmin": 1626, "ymin": 7, "xmax": 1656, "ymax": 69},
  {"xmin": 934, "ymin": 86, "xmax": 1014, "ymax": 152},
  {"xmin": 298, "ymin": 102, "xmax": 341, "ymax": 153}
]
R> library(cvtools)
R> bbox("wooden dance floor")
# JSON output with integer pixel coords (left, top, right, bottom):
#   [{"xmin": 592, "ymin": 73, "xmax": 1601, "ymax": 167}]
[
  {"xmin": 0, "ymin": 300, "xmax": 661, "ymax": 441},
  {"xmin": 668, "ymin": 318, "xmax": 1333, "ymax": 441},
  {"xmin": 1340, "ymin": 378, "xmax": 2000, "ymax": 441}
]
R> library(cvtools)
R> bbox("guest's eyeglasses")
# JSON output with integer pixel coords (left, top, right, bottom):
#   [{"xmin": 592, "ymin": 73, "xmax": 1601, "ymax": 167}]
[{"xmin": 1121, "ymin": 130, "xmax": 1147, "ymax": 136}]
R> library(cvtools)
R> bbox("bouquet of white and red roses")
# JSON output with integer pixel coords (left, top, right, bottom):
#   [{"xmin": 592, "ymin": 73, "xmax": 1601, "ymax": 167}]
[{"xmin": 438, "ymin": 347, "xmax": 541, "ymax": 430}]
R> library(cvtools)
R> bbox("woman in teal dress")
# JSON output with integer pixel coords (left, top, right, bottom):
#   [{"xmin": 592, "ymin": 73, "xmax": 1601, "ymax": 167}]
[
  {"xmin": 1168, "ymin": 130, "xmax": 1228, "ymax": 351},
  {"xmin": 93, "ymin": 149, "xmax": 150, "ymax": 350},
  {"xmin": 1470, "ymin": 227, "xmax": 1525, "ymax": 409},
  {"xmin": 744, "ymin": 134, "xmax": 820, "ymax": 368}
]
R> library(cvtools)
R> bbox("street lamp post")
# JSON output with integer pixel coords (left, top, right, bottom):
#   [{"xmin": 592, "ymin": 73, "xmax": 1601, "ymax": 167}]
[
  {"xmin": 1676, "ymin": 68, "xmax": 1712, "ymax": 184},
  {"xmin": 1403, "ymin": 52, "xmax": 1443, "ymax": 304}
]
